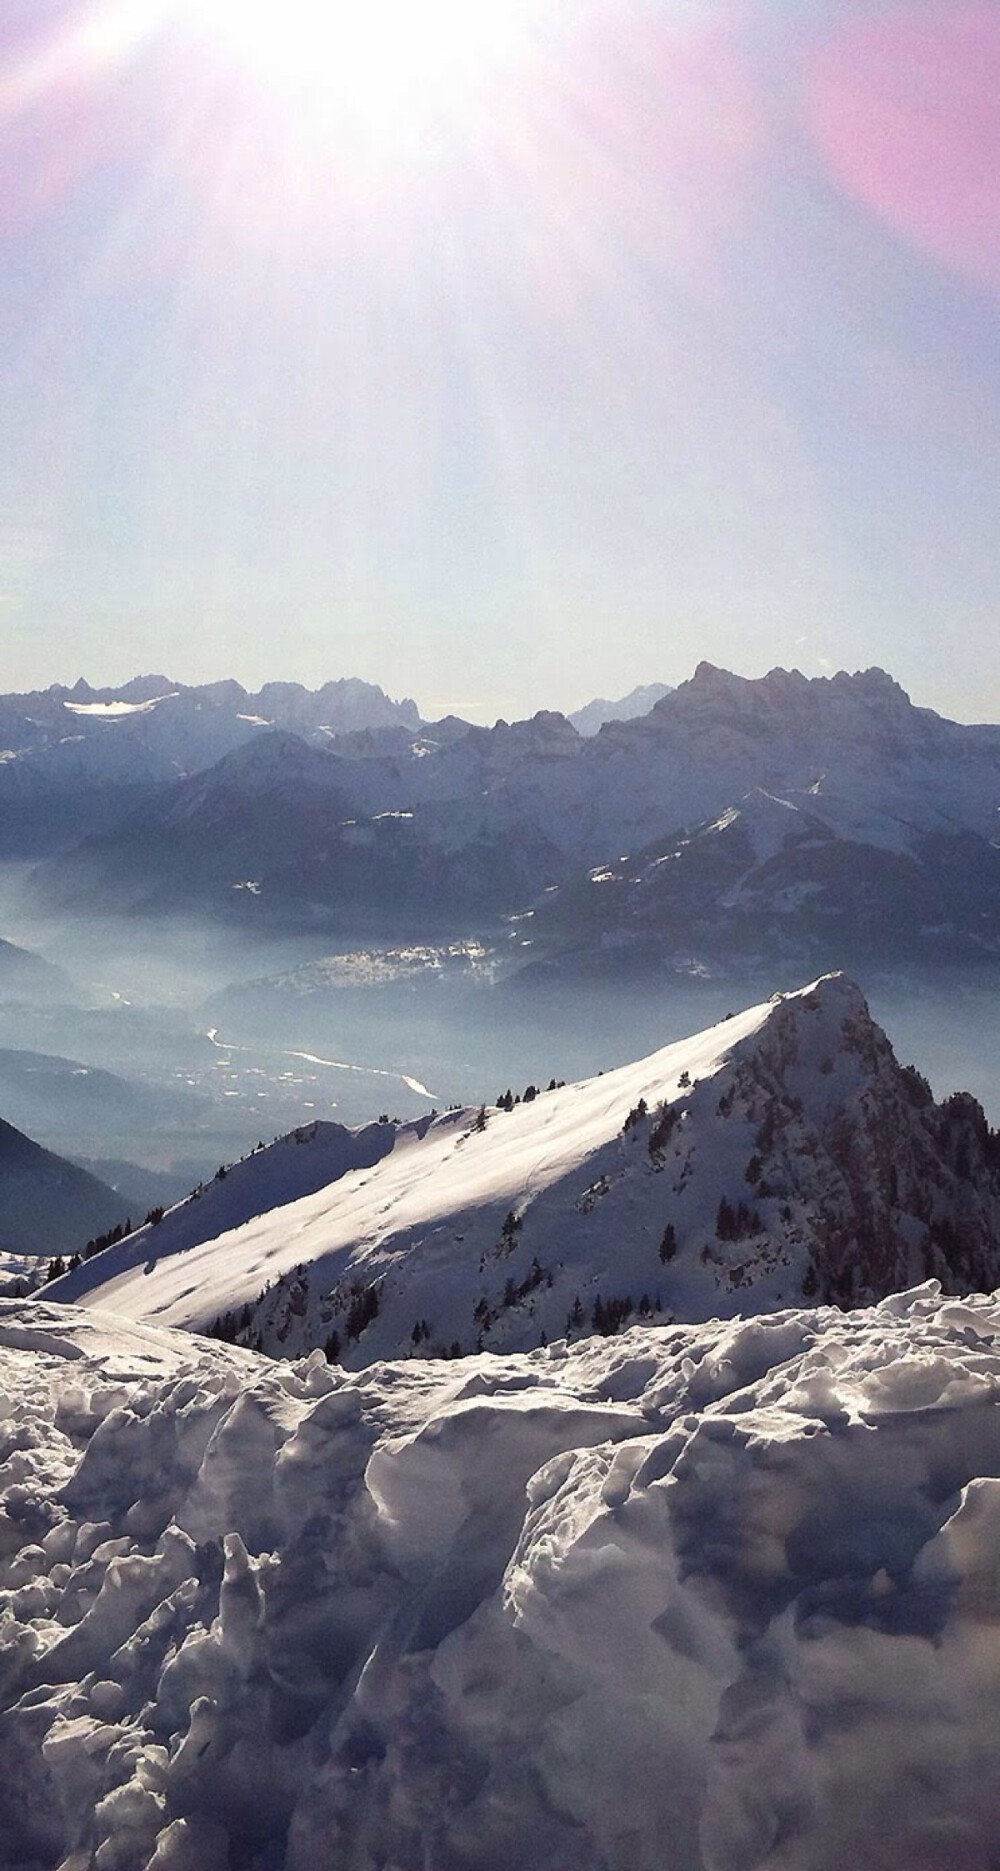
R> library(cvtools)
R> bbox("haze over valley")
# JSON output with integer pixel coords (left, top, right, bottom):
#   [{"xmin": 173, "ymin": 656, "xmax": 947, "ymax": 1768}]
[{"xmin": 0, "ymin": 663, "xmax": 998, "ymax": 1194}]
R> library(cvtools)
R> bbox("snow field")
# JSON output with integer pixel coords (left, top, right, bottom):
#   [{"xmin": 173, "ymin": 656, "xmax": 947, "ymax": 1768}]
[{"xmin": 5, "ymin": 1286, "xmax": 1000, "ymax": 1866}]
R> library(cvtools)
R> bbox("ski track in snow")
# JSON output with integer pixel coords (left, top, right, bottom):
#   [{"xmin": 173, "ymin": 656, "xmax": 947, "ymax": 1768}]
[{"xmin": 5, "ymin": 1287, "xmax": 1000, "ymax": 1868}]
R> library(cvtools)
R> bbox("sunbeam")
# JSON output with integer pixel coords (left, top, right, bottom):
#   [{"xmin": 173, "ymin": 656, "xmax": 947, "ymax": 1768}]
[{"xmin": 183, "ymin": 0, "xmax": 535, "ymax": 145}]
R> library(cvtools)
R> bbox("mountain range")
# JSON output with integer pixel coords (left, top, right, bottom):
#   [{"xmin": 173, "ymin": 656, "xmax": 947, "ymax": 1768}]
[
  {"xmin": 0, "ymin": 673, "xmax": 420, "ymax": 856},
  {"xmin": 52, "ymin": 975, "xmax": 1000, "ymax": 1362},
  {"xmin": 20, "ymin": 664, "xmax": 1000, "ymax": 973}
]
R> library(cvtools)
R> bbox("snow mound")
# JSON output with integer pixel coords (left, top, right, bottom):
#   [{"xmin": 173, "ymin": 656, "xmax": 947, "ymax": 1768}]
[{"xmin": 6, "ymin": 1287, "xmax": 1000, "ymax": 1866}]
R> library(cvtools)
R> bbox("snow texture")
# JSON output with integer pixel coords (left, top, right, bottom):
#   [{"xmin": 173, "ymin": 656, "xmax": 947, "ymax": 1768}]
[{"xmin": 6, "ymin": 1286, "xmax": 1000, "ymax": 1867}]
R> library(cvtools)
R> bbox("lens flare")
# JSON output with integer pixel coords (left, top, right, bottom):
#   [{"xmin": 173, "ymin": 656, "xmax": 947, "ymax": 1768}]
[{"xmin": 188, "ymin": 0, "xmax": 529, "ymax": 135}]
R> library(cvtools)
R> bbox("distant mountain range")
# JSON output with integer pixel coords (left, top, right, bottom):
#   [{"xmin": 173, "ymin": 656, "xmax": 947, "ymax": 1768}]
[
  {"xmin": 22, "ymin": 663, "xmax": 1000, "ymax": 972},
  {"xmin": 0, "ymin": 673, "xmax": 421, "ymax": 856},
  {"xmin": 53, "ymin": 975, "xmax": 1000, "ymax": 1361},
  {"xmin": 0, "ymin": 1046, "xmax": 206, "ymax": 1156},
  {"xmin": 567, "ymin": 681, "xmax": 673, "ymax": 735}
]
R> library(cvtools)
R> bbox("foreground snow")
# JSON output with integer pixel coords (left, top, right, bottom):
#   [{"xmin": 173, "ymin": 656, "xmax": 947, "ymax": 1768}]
[{"xmin": 5, "ymin": 1288, "xmax": 1000, "ymax": 1866}]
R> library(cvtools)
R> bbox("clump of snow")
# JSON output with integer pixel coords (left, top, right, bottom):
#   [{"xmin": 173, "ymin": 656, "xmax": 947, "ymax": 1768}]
[{"xmin": 6, "ymin": 1286, "xmax": 1000, "ymax": 1866}]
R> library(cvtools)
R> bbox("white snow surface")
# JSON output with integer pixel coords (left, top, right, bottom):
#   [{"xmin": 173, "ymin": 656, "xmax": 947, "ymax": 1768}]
[
  {"xmin": 6, "ymin": 1285, "xmax": 1000, "ymax": 1867},
  {"xmin": 50, "ymin": 1118, "xmax": 402, "ymax": 1300},
  {"xmin": 63, "ymin": 697, "xmax": 178, "ymax": 719}
]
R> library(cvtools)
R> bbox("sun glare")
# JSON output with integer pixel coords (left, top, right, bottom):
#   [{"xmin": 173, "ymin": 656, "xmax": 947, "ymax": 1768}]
[{"xmin": 189, "ymin": 0, "xmax": 529, "ymax": 137}]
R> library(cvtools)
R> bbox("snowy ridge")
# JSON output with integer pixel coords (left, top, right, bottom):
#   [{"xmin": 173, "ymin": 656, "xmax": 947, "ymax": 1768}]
[
  {"xmin": 53, "ymin": 976, "xmax": 1000, "ymax": 1363},
  {"xmin": 0, "ymin": 674, "xmax": 423, "ymax": 859},
  {"xmin": 7, "ymin": 1286, "xmax": 1000, "ymax": 1866},
  {"xmin": 52, "ymin": 1117, "xmax": 405, "ymax": 1290}
]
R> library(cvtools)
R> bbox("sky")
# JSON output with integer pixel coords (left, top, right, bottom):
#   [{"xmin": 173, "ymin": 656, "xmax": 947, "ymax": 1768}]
[{"xmin": 0, "ymin": 0, "xmax": 997, "ymax": 723}]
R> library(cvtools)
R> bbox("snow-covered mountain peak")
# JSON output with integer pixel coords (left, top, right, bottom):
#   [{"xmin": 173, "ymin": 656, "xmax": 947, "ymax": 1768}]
[
  {"xmin": 21, "ymin": 661, "xmax": 1000, "ymax": 946},
  {"xmin": 53, "ymin": 974, "xmax": 1000, "ymax": 1366}
]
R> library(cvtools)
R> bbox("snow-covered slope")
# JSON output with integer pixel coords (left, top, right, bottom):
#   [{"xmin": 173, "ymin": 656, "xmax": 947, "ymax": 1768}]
[
  {"xmin": 53, "ymin": 976, "xmax": 1000, "ymax": 1362},
  {"xmin": 9, "ymin": 1285, "xmax": 1000, "ymax": 1868},
  {"xmin": 29, "ymin": 710, "xmax": 582, "ymax": 920},
  {"xmin": 53, "ymin": 1117, "xmax": 402, "ymax": 1288},
  {"xmin": 528, "ymin": 780, "xmax": 1000, "ymax": 972}
]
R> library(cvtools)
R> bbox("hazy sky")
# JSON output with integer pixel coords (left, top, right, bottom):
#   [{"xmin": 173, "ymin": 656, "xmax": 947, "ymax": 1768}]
[{"xmin": 0, "ymin": 0, "xmax": 997, "ymax": 722}]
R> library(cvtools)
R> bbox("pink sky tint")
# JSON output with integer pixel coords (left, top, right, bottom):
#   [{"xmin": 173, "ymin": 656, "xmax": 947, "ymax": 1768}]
[
  {"xmin": 476, "ymin": 7, "xmax": 763, "ymax": 297},
  {"xmin": 805, "ymin": 6, "xmax": 1000, "ymax": 294},
  {"xmin": 0, "ymin": 55, "xmax": 110, "ymax": 236},
  {"xmin": 0, "ymin": 5, "xmax": 161, "ymax": 237}
]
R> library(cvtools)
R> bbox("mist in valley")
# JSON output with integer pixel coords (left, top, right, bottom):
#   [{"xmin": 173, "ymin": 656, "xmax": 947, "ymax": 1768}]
[{"xmin": 1, "ymin": 862, "xmax": 997, "ymax": 1207}]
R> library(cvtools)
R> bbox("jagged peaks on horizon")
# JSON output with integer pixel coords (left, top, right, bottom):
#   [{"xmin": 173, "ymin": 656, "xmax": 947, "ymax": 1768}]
[
  {"xmin": 4, "ymin": 659, "xmax": 949, "ymax": 736},
  {"xmin": 664, "ymin": 659, "xmax": 917, "ymax": 712},
  {"xmin": 11, "ymin": 648, "xmax": 1000, "ymax": 952},
  {"xmin": 24, "ymin": 671, "xmax": 421, "ymax": 711}
]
